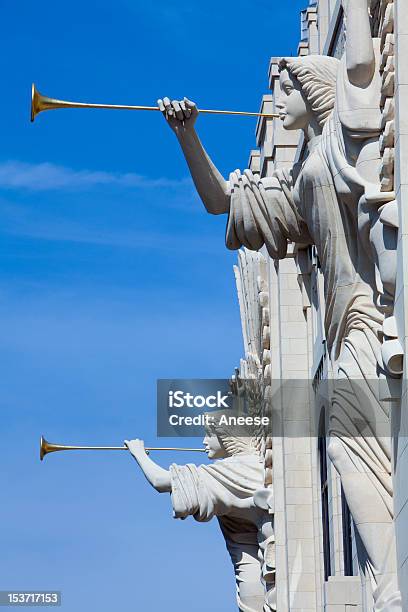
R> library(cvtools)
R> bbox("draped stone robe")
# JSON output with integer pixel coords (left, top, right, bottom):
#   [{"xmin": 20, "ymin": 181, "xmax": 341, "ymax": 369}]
[
  {"xmin": 227, "ymin": 131, "xmax": 383, "ymax": 362},
  {"xmin": 225, "ymin": 121, "xmax": 394, "ymax": 500},
  {"xmin": 170, "ymin": 454, "xmax": 266, "ymax": 612}
]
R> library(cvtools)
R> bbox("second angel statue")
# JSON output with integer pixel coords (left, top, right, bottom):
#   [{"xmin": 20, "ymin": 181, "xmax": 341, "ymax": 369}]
[{"xmin": 125, "ymin": 413, "xmax": 275, "ymax": 612}]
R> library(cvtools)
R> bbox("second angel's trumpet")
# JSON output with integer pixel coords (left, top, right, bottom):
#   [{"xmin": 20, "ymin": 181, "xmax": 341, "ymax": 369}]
[
  {"xmin": 31, "ymin": 84, "xmax": 279, "ymax": 123},
  {"xmin": 40, "ymin": 436, "xmax": 206, "ymax": 461}
]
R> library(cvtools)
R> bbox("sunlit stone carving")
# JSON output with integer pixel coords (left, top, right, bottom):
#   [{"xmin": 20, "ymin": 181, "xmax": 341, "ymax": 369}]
[{"xmin": 126, "ymin": 418, "xmax": 271, "ymax": 612}]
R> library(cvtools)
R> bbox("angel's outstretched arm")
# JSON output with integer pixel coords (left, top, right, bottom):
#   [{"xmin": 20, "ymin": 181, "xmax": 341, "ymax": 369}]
[
  {"xmin": 125, "ymin": 439, "xmax": 172, "ymax": 493},
  {"xmin": 343, "ymin": 0, "xmax": 375, "ymax": 87},
  {"xmin": 158, "ymin": 97, "xmax": 230, "ymax": 215}
]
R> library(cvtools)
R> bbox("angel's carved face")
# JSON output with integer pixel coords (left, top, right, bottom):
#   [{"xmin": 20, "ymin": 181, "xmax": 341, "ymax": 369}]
[
  {"xmin": 203, "ymin": 434, "xmax": 228, "ymax": 460},
  {"xmin": 276, "ymin": 69, "xmax": 312, "ymax": 131}
]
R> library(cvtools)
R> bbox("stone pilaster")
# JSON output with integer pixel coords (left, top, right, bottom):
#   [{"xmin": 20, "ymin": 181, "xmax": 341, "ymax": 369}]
[{"xmin": 392, "ymin": 1, "xmax": 408, "ymax": 609}]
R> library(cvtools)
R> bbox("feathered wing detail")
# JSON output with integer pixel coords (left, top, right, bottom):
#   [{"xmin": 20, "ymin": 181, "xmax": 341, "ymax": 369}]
[
  {"xmin": 231, "ymin": 248, "xmax": 276, "ymax": 611},
  {"xmin": 231, "ymin": 248, "xmax": 272, "ymax": 470}
]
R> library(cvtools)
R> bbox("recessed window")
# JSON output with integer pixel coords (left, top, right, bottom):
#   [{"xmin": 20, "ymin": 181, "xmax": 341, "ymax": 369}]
[{"xmin": 318, "ymin": 415, "xmax": 331, "ymax": 581}]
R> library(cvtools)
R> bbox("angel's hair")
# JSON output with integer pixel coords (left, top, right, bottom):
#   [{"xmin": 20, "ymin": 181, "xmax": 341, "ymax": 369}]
[
  {"xmin": 279, "ymin": 55, "xmax": 340, "ymax": 127},
  {"xmin": 204, "ymin": 410, "xmax": 259, "ymax": 457}
]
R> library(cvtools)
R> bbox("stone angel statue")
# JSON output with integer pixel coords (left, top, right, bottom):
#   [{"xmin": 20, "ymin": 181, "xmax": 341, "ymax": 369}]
[
  {"xmin": 125, "ymin": 415, "xmax": 274, "ymax": 612},
  {"xmin": 157, "ymin": 0, "xmax": 401, "ymax": 608}
]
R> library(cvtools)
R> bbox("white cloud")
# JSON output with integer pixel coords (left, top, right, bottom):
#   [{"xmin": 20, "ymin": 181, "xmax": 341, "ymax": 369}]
[
  {"xmin": 0, "ymin": 160, "xmax": 191, "ymax": 192},
  {"xmin": 0, "ymin": 196, "xmax": 222, "ymax": 254},
  {"xmin": 4, "ymin": 219, "xmax": 219, "ymax": 254}
]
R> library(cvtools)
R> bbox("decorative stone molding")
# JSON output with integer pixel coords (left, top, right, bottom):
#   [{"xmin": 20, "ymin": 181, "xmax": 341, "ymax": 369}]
[
  {"xmin": 233, "ymin": 248, "xmax": 272, "ymax": 482},
  {"xmin": 248, "ymin": 149, "xmax": 261, "ymax": 174},
  {"xmin": 233, "ymin": 248, "xmax": 276, "ymax": 611},
  {"xmin": 378, "ymin": 0, "xmax": 396, "ymax": 192}
]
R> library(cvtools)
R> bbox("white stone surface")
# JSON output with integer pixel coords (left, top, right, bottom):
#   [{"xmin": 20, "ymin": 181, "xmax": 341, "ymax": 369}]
[{"xmin": 393, "ymin": 2, "xmax": 408, "ymax": 609}]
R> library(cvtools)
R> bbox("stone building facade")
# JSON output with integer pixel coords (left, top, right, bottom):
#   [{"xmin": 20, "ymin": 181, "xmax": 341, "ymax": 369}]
[{"xmin": 233, "ymin": 1, "xmax": 408, "ymax": 610}]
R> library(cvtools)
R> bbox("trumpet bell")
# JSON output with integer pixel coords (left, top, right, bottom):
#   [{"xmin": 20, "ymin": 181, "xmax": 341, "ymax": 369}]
[
  {"xmin": 31, "ymin": 84, "xmax": 44, "ymax": 123},
  {"xmin": 40, "ymin": 436, "xmax": 58, "ymax": 460},
  {"xmin": 31, "ymin": 84, "xmax": 71, "ymax": 123},
  {"xmin": 31, "ymin": 84, "xmax": 37, "ymax": 122}
]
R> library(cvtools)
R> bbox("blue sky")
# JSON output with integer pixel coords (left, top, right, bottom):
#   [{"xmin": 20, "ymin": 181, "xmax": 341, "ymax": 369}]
[{"xmin": 1, "ymin": 1, "xmax": 306, "ymax": 610}]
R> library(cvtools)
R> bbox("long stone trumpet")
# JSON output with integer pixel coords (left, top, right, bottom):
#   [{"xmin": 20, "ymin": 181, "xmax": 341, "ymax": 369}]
[
  {"xmin": 31, "ymin": 84, "xmax": 279, "ymax": 123},
  {"xmin": 40, "ymin": 436, "xmax": 206, "ymax": 461}
]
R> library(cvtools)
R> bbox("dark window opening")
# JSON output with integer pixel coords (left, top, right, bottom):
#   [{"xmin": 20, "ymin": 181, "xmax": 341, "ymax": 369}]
[
  {"xmin": 319, "ymin": 417, "xmax": 331, "ymax": 581},
  {"xmin": 341, "ymin": 487, "xmax": 354, "ymax": 576}
]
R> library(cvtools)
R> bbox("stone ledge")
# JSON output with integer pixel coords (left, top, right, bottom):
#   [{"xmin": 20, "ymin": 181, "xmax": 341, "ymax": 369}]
[{"xmin": 324, "ymin": 576, "xmax": 362, "ymax": 607}]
